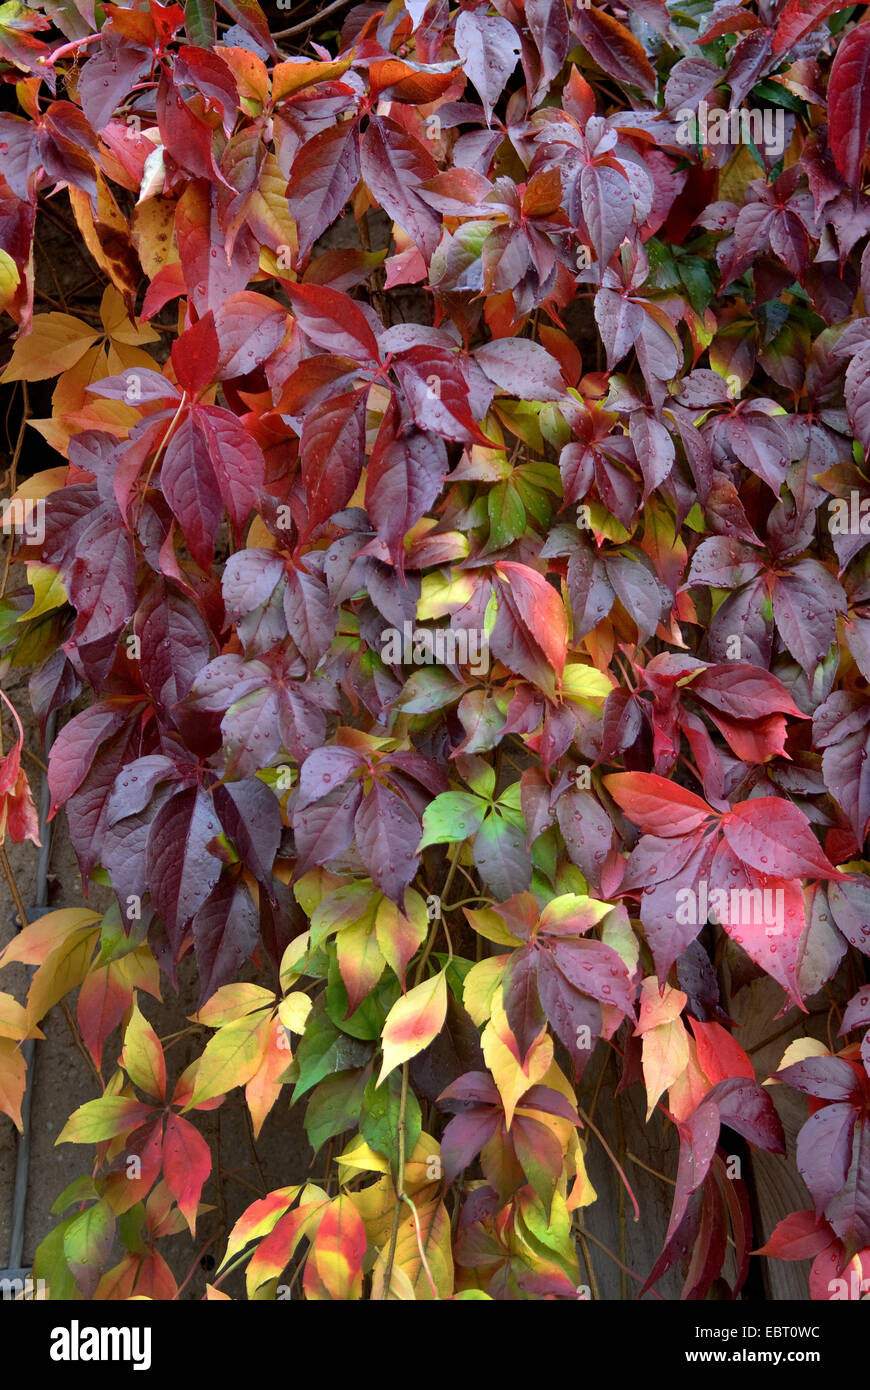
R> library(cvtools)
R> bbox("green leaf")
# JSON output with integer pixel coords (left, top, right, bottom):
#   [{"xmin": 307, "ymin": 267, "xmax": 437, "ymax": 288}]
[
  {"xmin": 360, "ymin": 1071, "xmax": 422, "ymax": 1178},
  {"xmin": 63, "ymin": 1200, "xmax": 116, "ymax": 1300},
  {"xmin": 56, "ymin": 1095, "xmax": 155, "ymax": 1145},
  {"xmin": 418, "ymin": 790, "xmax": 487, "ymax": 848},
  {"xmin": 291, "ymin": 998, "xmax": 373, "ymax": 1101},
  {"xmin": 51, "ymin": 1175, "xmax": 99, "ymax": 1216},
  {"xmin": 325, "ymin": 952, "xmax": 395, "ymax": 1041},
  {"xmin": 33, "ymin": 1216, "xmax": 80, "ymax": 1301},
  {"xmin": 487, "ymin": 479, "xmax": 526, "ymax": 550},
  {"xmin": 304, "ymin": 1068, "xmax": 370, "ymax": 1154},
  {"xmin": 184, "ymin": 0, "xmax": 216, "ymax": 46}
]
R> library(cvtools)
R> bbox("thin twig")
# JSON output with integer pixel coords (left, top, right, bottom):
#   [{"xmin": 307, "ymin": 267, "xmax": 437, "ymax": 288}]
[
  {"xmin": 243, "ymin": 1102, "xmax": 269, "ymax": 1197},
  {"xmin": 575, "ymin": 1222, "xmax": 664, "ymax": 1301},
  {"xmin": 60, "ymin": 1000, "xmax": 104, "ymax": 1089},
  {"xmin": 578, "ymin": 1106, "xmax": 641, "ymax": 1222},
  {"xmin": 273, "ymin": 0, "xmax": 355, "ymax": 39},
  {"xmin": 626, "ymin": 1150, "xmax": 675, "ymax": 1187},
  {"xmin": 174, "ymin": 1234, "xmax": 218, "ymax": 1299},
  {"xmin": 576, "ymin": 1228, "xmax": 600, "ymax": 1300}
]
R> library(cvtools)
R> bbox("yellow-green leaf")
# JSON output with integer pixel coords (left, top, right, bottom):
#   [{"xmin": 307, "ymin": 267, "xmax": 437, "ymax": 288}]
[{"xmin": 377, "ymin": 971, "xmax": 447, "ymax": 1087}]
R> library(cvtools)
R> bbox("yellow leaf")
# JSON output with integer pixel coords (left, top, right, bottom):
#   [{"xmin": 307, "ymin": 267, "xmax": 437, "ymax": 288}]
[
  {"xmin": 370, "ymin": 1255, "xmax": 417, "ymax": 1300},
  {"xmin": 26, "ymin": 929, "xmax": 100, "ymax": 1026},
  {"xmin": 668, "ymin": 1036, "xmax": 711, "ymax": 1122},
  {"xmin": 121, "ymin": 999, "xmax": 165, "ymax": 1099},
  {"xmin": 8, "ymin": 467, "xmax": 67, "ymax": 504},
  {"xmin": 560, "ymin": 661, "xmax": 613, "ymax": 706},
  {"xmin": 464, "ymin": 905, "xmax": 526, "ymax": 947},
  {"xmin": 635, "ymin": 977, "xmax": 687, "ymax": 1034},
  {"xmin": 387, "ymin": 1196, "xmax": 453, "ymax": 1300},
  {"xmin": 247, "ymin": 515, "xmax": 279, "ymax": 550},
  {"xmin": 21, "ymin": 564, "xmax": 67, "ymax": 622},
  {"xmin": 185, "ymin": 1007, "xmax": 272, "ymax": 1108},
  {"xmin": 192, "ymin": 982, "xmax": 276, "ymax": 1027},
  {"xmin": 642, "ymin": 1017, "xmax": 689, "ymax": 1120},
  {"xmin": 774, "ymin": 1037, "xmax": 830, "ymax": 1073},
  {"xmin": 245, "ymin": 150, "xmax": 298, "ymax": 254},
  {"xmin": 277, "ymin": 991, "xmax": 311, "ymax": 1034},
  {"xmin": 130, "ymin": 196, "xmax": 178, "ymax": 279},
  {"xmin": 566, "ymin": 1136, "xmax": 597, "ymax": 1211},
  {"xmin": 0, "ymin": 312, "xmax": 99, "ymax": 382},
  {"xmin": 312, "ymin": 1193, "xmax": 366, "ymax": 1300},
  {"xmin": 0, "ymin": 1037, "xmax": 26, "ymax": 1130},
  {"xmin": 482, "ymin": 991, "xmax": 552, "ymax": 1128},
  {"xmin": 278, "ymin": 932, "xmax": 310, "ymax": 992},
  {"xmin": 0, "ymin": 990, "xmax": 42, "ymax": 1041},
  {"xmin": 0, "ymin": 247, "xmax": 20, "ymax": 314},
  {"xmin": 271, "ymin": 56, "xmax": 353, "ymax": 101},
  {"xmin": 462, "ymin": 954, "xmax": 508, "ymax": 1026},
  {"xmin": 337, "ymin": 1135, "xmax": 390, "ymax": 1178},
  {"xmin": 99, "ymin": 284, "xmax": 159, "ymax": 348},
  {"xmin": 377, "ymin": 971, "xmax": 447, "ymax": 1086},
  {"xmin": 0, "ymin": 907, "xmax": 100, "ymax": 967},
  {"xmin": 418, "ymin": 570, "xmax": 475, "ymax": 619},
  {"xmin": 245, "ymin": 1016, "xmax": 293, "ymax": 1138}
]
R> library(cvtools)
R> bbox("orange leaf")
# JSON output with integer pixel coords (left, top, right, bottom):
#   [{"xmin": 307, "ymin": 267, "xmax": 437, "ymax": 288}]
[{"xmin": 312, "ymin": 1194, "xmax": 367, "ymax": 1300}]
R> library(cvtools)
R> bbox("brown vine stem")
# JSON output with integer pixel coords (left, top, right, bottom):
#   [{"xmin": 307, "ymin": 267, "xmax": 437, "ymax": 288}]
[
  {"xmin": 60, "ymin": 1000, "xmax": 104, "ymax": 1089},
  {"xmin": 174, "ymin": 1234, "xmax": 218, "ymax": 1299},
  {"xmin": 0, "ymin": 844, "xmax": 27, "ymax": 926},
  {"xmin": 615, "ymin": 1092, "xmax": 628, "ymax": 1299},
  {"xmin": 378, "ymin": 844, "xmax": 462, "ymax": 1299},
  {"xmin": 746, "ymin": 1008, "xmax": 826, "ymax": 1056},
  {"xmin": 243, "ymin": 1101, "xmax": 269, "ymax": 1197},
  {"xmin": 575, "ymin": 1222, "xmax": 664, "ymax": 1301},
  {"xmin": 576, "ymin": 1228, "xmax": 600, "ymax": 1300},
  {"xmin": 626, "ymin": 1150, "xmax": 675, "ymax": 1187},
  {"xmin": 578, "ymin": 1105, "xmax": 640, "ymax": 1222},
  {"xmin": 272, "ymin": 0, "xmax": 355, "ymax": 39}
]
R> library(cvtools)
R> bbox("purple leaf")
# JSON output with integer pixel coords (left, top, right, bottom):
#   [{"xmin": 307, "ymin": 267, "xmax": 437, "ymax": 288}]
[
  {"xmin": 146, "ymin": 788, "xmax": 223, "ymax": 938},
  {"xmin": 192, "ymin": 875, "xmax": 260, "ymax": 1005}
]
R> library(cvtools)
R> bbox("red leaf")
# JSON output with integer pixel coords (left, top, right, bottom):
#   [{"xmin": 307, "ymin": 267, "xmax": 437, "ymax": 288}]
[
  {"xmin": 828, "ymin": 20, "xmax": 870, "ymax": 190},
  {"xmin": 171, "ymin": 312, "xmax": 219, "ymax": 398},
  {"xmin": 570, "ymin": 7, "xmax": 658, "ymax": 99},
  {"xmin": 689, "ymin": 1019, "xmax": 754, "ymax": 1086},
  {"xmin": 723, "ymin": 798, "xmax": 842, "ymax": 880},
  {"xmin": 360, "ymin": 114, "xmax": 441, "ymax": 261},
  {"xmin": 454, "ymin": 10, "xmax": 521, "ymax": 124},
  {"xmin": 162, "ymin": 1112, "xmax": 212, "ymax": 1235},
  {"xmin": 494, "ymin": 561, "xmax": 567, "ymax": 679},
  {"xmin": 161, "ymin": 412, "xmax": 222, "ymax": 570},
  {"xmin": 213, "ymin": 291, "xmax": 286, "ymax": 380},
  {"xmin": 366, "ymin": 421, "xmax": 446, "ymax": 571},
  {"xmin": 755, "ymin": 1209, "xmax": 834, "ymax": 1260},
  {"xmin": 285, "ymin": 281, "xmax": 380, "ymax": 365},
  {"xmin": 196, "ymin": 405, "xmax": 266, "ymax": 538},
  {"xmin": 603, "ymin": 772, "xmax": 714, "ymax": 837},
  {"xmin": 299, "ymin": 387, "xmax": 368, "ymax": 537},
  {"xmin": 287, "ymin": 122, "xmax": 361, "ymax": 258}
]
